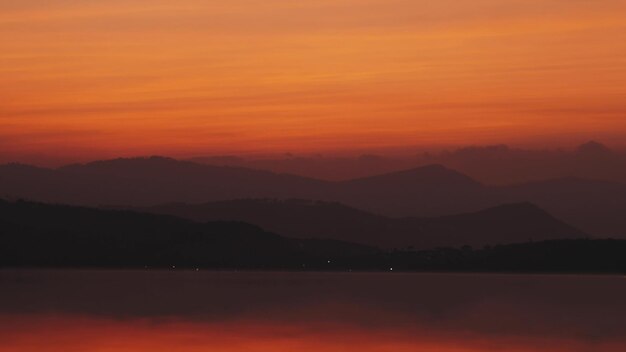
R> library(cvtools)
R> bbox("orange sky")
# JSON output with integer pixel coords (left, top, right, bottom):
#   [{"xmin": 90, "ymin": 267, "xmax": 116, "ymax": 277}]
[{"xmin": 1, "ymin": 0, "xmax": 626, "ymax": 163}]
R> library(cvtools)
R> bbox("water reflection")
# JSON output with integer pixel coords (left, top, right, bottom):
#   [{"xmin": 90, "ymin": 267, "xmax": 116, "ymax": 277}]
[{"xmin": 1, "ymin": 270, "xmax": 625, "ymax": 351}]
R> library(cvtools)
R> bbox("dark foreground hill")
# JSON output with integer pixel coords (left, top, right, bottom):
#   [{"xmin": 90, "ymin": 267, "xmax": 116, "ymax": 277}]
[
  {"xmin": 134, "ymin": 199, "xmax": 587, "ymax": 249},
  {"xmin": 363, "ymin": 239, "xmax": 626, "ymax": 273},
  {"xmin": 0, "ymin": 199, "xmax": 377, "ymax": 269},
  {"xmin": 1, "ymin": 200, "xmax": 624, "ymax": 273}
]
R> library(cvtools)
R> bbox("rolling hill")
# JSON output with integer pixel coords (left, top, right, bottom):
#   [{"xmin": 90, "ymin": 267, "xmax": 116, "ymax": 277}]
[
  {"xmin": 0, "ymin": 199, "xmax": 622, "ymax": 273},
  {"xmin": 0, "ymin": 199, "xmax": 376, "ymax": 269},
  {"xmin": 134, "ymin": 199, "xmax": 587, "ymax": 249}
]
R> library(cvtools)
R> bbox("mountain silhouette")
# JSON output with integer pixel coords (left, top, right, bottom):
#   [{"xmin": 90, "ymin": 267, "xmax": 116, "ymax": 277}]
[
  {"xmin": 414, "ymin": 141, "xmax": 626, "ymax": 186},
  {"xmin": 0, "ymin": 199, "xmax": 377, "ymax": 268},
  {"xmin": 1, "ymin": 157, "xmax": 626, "ymax": 236},
  {"xmin": 0, "ymin": 157, "xmax": 327, "ymax": 206},
  {"xmin": 0, "ymin": 158, "xmax": 490, "ymax": 215},
  {"xmin": 501, "ymin": 177, "xmax": 626, "ymax": 236},
  {"xmin": 334, "ymin": 164, "xmax": 495, "ymax": 216},
  {"xmin": 132, "ymin": 199, "xmax": 586, "ymax": 249},
  {"xmin": 576, "ymin": 141, "xmax": 612, "ymax": 155},
  {"xmin": 1, "ymin": 199, "xmax": 623, "ymax": 273},
  {"xmin": 189, "ymin": 141, "xmax": 626, "ymax": 185}
]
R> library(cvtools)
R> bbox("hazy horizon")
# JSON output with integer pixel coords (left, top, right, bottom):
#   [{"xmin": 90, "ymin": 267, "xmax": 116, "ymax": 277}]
[{"xmin": 2, "ymin": 139, "xmax": 624, "ymax": 168}]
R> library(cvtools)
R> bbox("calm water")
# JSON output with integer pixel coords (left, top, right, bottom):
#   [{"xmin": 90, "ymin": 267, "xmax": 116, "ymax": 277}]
[{"xmin": 0, "ymin": 270, "xmax": 625, "ymax": 351}]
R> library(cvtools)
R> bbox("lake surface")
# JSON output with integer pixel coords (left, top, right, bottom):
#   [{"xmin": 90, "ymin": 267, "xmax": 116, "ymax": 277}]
[{"xmin": 0, "ymin": 270, "xmax": 625, "ymax": 351}]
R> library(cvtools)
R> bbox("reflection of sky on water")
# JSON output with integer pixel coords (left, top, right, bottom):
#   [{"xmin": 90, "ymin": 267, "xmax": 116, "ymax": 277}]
[{"xmin": 1, "ymin": 270, "xmax": 625, "ymax": 351}]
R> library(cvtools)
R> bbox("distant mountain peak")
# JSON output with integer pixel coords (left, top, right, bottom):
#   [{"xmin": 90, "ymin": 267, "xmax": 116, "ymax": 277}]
[
  {"xmin": 338, "ymin": 164, "xmax": 484, "ymax": 197},
  {"xmin": 577, "ymin": 141, "xmax": 611, "ymax": 155},
  {"xmin": 380, "ymin": 164, "xmax": 479, "ymax": 182}
]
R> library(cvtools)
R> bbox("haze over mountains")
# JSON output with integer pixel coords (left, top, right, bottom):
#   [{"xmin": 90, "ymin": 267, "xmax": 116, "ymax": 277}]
[
  {"xmin": 0, "ymin": 158, "xmax": 494, "ymax": 215},
  {"xmin": 190, "ymin": 141, "xmax": 626, "ymax": 185},
  {"xmin": 2, "ymin": 141, "xmax": 625, "ymax": 269},
  {"xmin": 133, "ymin": 200, "xmax": 586, "ymax": 249},
  {"xmin": 1, "ymin": 151, "xmax": 626, "ymax": 237}
]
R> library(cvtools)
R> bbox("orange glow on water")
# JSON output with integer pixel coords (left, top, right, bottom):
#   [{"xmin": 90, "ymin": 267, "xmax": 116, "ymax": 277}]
[
  {"xmin": 1, "ymin": 271, "xmax": 625, "ymax": 352},
  {"xmin": 1, "ymin": 0, "xmax": 626, "ymax": 162},
  {"xmin": 1, "ymin": 315, "xmax": 623, "ymax": 352}
]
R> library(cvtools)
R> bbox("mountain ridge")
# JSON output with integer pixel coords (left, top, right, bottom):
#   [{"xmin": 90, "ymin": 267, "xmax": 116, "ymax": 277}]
[
  {"xmin": 0, "ymin": 198, "xmax": 623, "ymax": 273},
  {"xmin": 131, "ymin": 199, "xmax": 587, "ymax": 249},
  {"xmin": 0, "ymin": 198, "xmax": 378, "ymax": 269},
  {"xmin": 2, "ymin": 157, "xmax": 626, "ymax": 236}
]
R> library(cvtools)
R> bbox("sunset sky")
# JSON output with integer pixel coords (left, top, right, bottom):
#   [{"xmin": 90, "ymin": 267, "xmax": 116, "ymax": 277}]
[{"xmin": 2, "ymin": 0, "xmax": 626, "ymax": 164}]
